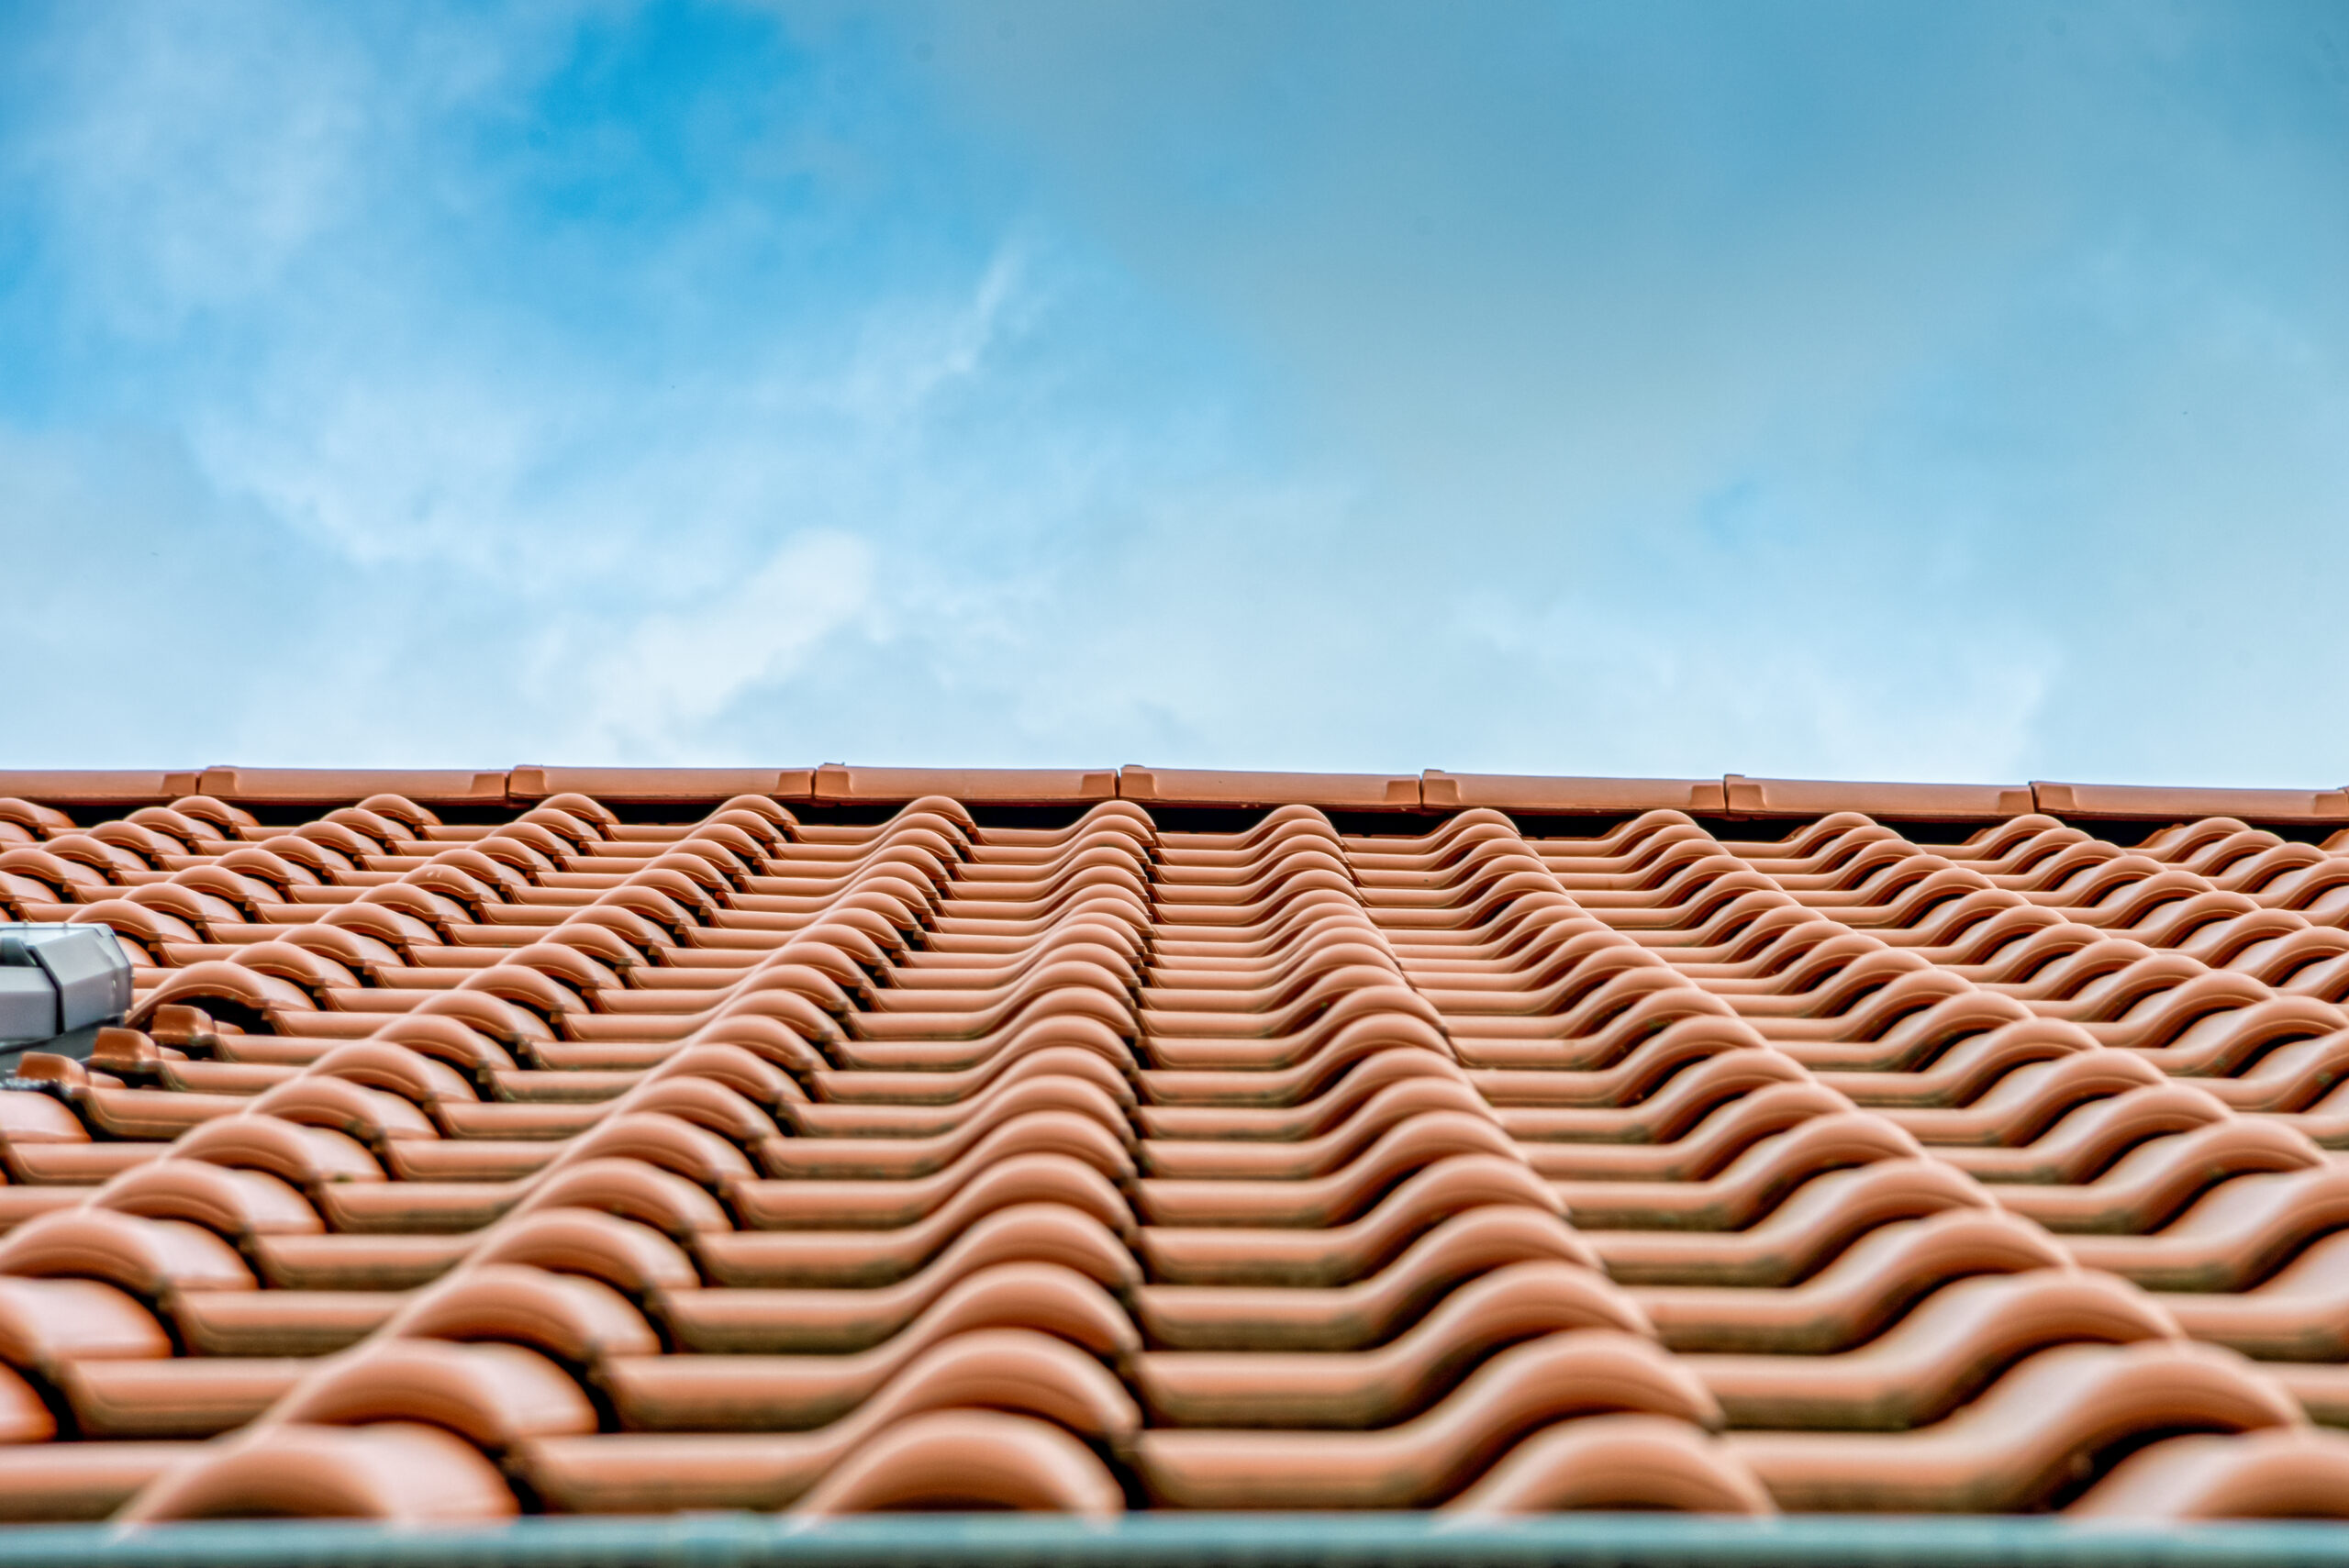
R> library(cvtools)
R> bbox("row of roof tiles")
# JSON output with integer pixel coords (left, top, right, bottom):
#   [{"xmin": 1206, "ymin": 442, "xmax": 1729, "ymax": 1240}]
[
  {"xmin": 6, "ymin": 790, "xmax": 2349, "ymax": 1520},
  {"xmin": 3, "ymin": 768, "xmax": 2346, "ymax": 822}
]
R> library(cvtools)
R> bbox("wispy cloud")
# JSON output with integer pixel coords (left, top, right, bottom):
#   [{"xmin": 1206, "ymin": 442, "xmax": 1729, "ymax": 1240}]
[{"xmin": 572, "ymin": 529, "xmax": 876, "ymax": 756}]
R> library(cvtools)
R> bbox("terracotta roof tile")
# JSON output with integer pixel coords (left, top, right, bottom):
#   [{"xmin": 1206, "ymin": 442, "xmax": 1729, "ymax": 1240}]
[
  {"xmin": 1722, "ymin": 777, "xmax": 2036, "ymax": 820},
  {"xmin": 191, "ymin": 770, "xmax": 513, "ymax": 807},
  {"xmin": 2032, "ymin": 782, "xmax": 2349, "ymax": 823},
  {"xmin": 2, "ymin": 769, "xmax": 2349, "ymax": 1528},
  {"xmin": 1122, "ymin": 768, "xmax": 1422, "ymax": 808},
  {"xmin": 507, "ymin": 767, "xmax": 816, "ymax": 804},
  {"xmin": 1422, "ymin": 773, "xmax": 1727, "ymax": 813},
  {"xmin": 813, "ymin": 767, "xmax": 1119, "ymax": 805}
]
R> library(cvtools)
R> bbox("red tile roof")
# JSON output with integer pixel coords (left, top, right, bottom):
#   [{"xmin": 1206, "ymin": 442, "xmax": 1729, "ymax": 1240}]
[{"xmin": 4, "ymin": 765, "xmax": 2349, "ymax": 1525}]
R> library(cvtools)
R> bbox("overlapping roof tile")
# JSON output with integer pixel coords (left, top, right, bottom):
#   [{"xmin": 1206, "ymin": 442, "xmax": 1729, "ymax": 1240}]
[{"xmin": 2, "ymin": 765, "xmax": 2349, "ymax": 1526}]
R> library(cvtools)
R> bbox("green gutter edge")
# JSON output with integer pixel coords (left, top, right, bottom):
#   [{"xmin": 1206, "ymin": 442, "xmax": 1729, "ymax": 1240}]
[{"xmin": 0, "ymin": 1515, "xmax": 2344, "ymax": 1568}]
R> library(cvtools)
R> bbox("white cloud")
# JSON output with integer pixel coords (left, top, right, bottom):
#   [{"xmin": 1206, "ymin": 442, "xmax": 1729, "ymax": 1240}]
[{"xmin": 571, "ymin": 529, "xmax": 876, "ymax": 756}]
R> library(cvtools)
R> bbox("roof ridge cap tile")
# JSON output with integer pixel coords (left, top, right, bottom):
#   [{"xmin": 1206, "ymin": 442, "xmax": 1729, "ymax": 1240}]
[{"xmin": 5, "ymin": 768, "xmax": 2347, "ymax": 822}]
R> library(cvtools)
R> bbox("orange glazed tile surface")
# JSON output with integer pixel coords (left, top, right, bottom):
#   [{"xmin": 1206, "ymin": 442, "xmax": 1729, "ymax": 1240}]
[{"xmin": 6, "ymin": 771, "xmax": 2349, "ymax": 1522}]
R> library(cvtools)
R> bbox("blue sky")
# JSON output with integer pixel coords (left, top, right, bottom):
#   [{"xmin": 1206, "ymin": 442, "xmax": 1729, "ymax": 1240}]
[{"xmin": 2, "ymin": 1, "xmax": 2344, "ymax": 786}]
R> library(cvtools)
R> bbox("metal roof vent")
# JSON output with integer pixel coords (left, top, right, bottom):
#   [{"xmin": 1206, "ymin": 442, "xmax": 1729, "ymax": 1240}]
[{"xmin": 0, "ymin": 924, "xmax": 134, "ymax": 1059}]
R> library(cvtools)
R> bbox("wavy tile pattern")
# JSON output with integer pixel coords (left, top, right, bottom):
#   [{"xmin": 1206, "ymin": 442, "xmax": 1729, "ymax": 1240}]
[{"xmin": 6, "ymin": 781, "xmax": 2349, "ymax": 1521}]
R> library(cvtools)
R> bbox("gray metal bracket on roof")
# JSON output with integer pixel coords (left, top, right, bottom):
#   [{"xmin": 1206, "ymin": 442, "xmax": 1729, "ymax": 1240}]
[{"xmin": 0, "ymin": 923, "xmax": 133, "ymax": 1062}]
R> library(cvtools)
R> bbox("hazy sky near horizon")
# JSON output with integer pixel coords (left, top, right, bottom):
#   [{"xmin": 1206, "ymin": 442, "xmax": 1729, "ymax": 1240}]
[{"xmin": 2, "ymin": 1, "xmax": 2344, "ymax": 786}]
